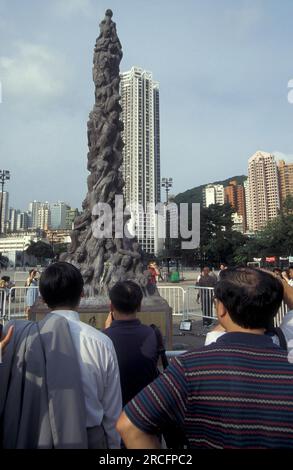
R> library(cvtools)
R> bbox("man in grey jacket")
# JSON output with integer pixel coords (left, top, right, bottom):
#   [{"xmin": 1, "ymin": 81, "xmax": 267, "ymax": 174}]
[{"xmin": 0, "ymin": 262, "xmax": 122, "ymax": 449}]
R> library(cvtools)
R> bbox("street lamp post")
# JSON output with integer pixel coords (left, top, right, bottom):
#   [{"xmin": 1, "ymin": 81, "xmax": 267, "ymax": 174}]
[
  {"xmin": 161, "ymin": 177, "xmax": 173, "ymax": 204},
  {"xmin": 51, "ymin": 231, "xmax": 58, "ymax": 261},
  {"xmin": 161, "ymin": 178, "xmax": 173, "ymax": 273},
  {"xmin": 0, "ymin": 170, "xmax": 10, "ymax": 236}
]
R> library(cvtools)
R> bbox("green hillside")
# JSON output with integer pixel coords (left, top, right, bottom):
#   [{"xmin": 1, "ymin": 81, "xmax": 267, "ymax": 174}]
[{"xmin": 174, "ymin": 175, "xmax": 247, "ymax": 205}]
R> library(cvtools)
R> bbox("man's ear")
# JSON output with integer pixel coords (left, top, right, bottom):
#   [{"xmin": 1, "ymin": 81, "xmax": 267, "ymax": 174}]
[
  {"xmin": 216, "ymin": 300, "xmax": 228, "ymax": 321},
  {"xmin": 110, "ymin": 302, "xmax": 114, "ymax": 313},
  {"xmin": 80, "ymin": 290, "xmax": 85, "ymax": 298}
]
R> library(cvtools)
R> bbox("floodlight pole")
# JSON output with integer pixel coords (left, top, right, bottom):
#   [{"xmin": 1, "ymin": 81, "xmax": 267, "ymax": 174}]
[{"xmin": 0, "ymin": 170, "xmax": 10, "ymax": 236}]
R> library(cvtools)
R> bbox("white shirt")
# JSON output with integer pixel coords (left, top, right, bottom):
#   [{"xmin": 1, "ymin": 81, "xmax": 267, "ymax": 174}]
[{"xmin": 52, "ymin": 310, "xmax": 122, "ymax": 449}]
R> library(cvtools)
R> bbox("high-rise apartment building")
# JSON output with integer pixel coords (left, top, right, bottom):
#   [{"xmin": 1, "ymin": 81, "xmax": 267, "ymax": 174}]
[
  {"xmin": 247, "ymin": 151, "xmax": 280, "ymax": 232},
  {"xmin": 16, "ymin": 212, "xmax": 30, "ymax": 231},
  {"xmin": 29, "ymin": 201, "xmax": 42, "ymax": 229},
  {"xmin": 203, "ymin": 184, "xmax": 225, "ymax": 208},
  {"xmin": 225, "ymin": 180, "xmax": 247, "ymax": 231},
  {"xmin": 65, "ymin": 208, "xmax": 79, "ymax": 230},
  {"xmin": 120, "ymin": 66, "xmax": 161, "ymax": 254},
  {"xmin": 0, "ymin": 191, "xmax": 9, "ymax": 234},
  {"xmin": 278, "ymin": 160, "xmax": 293, "ymax": 207},
  {"xmin": 50, "ymin": 202, "xmax": 69, "ymax": 229},
  {"xmin": 8, "ymin": 208, "xmax": 19, "ymax": 232},
  {"xmin": 37, "ymin": 203, "xmax": 51, "ymax": 231},
  {"xmin": 243, "ymin": 179, "xmax": 252, "ymax": 233}
]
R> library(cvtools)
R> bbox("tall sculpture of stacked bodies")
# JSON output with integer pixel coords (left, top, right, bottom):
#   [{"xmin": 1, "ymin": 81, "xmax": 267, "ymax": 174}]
[{"xmin": 62, "ymin": 10, "xmax": 149, "ymax": 298}]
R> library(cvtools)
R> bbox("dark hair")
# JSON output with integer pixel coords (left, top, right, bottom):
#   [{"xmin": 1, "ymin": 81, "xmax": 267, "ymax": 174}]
[
  {"xmin": 214, "ymin": 267, "xmax": 283, "ymax": 329},
  {"xmin": 39, "ymin": 262, "xmax": 84, "ymax": 309},
  {"xmin": 109, "ymin": 280, "xmax": 143, "ymax": 314}
]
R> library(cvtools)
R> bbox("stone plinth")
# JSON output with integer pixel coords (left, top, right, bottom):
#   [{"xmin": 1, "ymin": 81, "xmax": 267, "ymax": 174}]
[{"xmin": 30, "ymin": 295, "xmax": 173, "ymax": 349}]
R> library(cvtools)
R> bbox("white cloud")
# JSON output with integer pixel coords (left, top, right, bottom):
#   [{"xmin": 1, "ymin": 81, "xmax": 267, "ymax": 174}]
[{"xmin": 0, "ymin": 42, "xmax": 67, "ymax": 101}]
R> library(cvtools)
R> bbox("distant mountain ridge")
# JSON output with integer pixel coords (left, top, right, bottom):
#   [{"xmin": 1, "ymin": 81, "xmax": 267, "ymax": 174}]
[{"xmin": 174, "ymin": 175, "xmax": 247, "ymax": 205}]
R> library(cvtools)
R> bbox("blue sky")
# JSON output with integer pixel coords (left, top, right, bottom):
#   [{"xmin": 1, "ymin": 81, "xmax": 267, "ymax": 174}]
[{"xmin": 0, "ymin": 0, "xmax": 293, "ymax": 210}]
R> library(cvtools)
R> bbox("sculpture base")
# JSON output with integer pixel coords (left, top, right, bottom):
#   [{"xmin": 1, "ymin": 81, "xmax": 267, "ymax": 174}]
[{"xmin": 29, "ymin": 294, "xmax": 173, "ymax": 349}]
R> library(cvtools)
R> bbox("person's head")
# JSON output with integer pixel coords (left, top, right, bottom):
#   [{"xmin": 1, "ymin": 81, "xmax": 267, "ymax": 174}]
[
  {"xmin": 121, "ymin": 255, "xmax": 131, "ymax": 269},
  {"xmin": 202, "ymin": 266, "xmax": 210, "ymax": 276},
  {"xmin": 214, "ymin": 267, "xmax": 283, "ymax": 331},
  {"xmin": 220, "ymin": 263, "xmax": 227, "ymax": 271},
  {"xmin": 109, "ymin": 280, "xmax": 143, "ymax": 318},
  {"xmin": 29, "ymin": 269, "xmax": 36, "ymax": 277},
  {"xmin": 39, "ymin": 262, "xmax": 84, "ymax": 310}
]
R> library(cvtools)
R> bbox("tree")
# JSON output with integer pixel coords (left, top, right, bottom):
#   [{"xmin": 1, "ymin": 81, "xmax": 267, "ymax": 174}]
[
  {"xmin": 234, "ymin": 211, "xmax": 293, "ymax": 262},
  {"xmin": 170, "ymin": 202, "xmax": 248, "ymax": 267},
  {"xmin": 199, "ymin": 203, "xmax": 244, "ymax": 266},
  {"xmin": 26, "ymin": 241, "xmax": 54, "ymax": 265},
  {"xmin": 283, "ymin": 194, "xmax": 293, "ymax": 215},
  {"xmin": 52, "ymin": 243, "xmax": 70, "ymax": 258}
]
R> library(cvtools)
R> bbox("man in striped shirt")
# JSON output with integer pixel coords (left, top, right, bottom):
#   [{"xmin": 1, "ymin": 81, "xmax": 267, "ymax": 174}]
[{"xmin": 117, "ymin": 267, "xmax": 293, "ymax": 449}]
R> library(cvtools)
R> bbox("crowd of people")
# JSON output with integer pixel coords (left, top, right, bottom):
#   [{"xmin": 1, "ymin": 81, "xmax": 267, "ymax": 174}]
[{"xmin": 1, "ymin": 261, "xmax": 293, "ymax": 449}]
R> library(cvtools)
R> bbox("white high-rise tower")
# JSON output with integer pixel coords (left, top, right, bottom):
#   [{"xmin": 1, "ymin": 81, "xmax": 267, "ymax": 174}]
[{"xmin": 120, "ymin": 67, "xmax": 161, "ymax": 254}]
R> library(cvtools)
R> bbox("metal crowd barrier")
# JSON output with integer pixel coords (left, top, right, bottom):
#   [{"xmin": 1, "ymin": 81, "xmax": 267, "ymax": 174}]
[
  {"xmin": 2, "ymin": 285, "xmax": 290, "ymax": 327},
  {"xmin": 159, "ymin": 284, "xmax": 289, "ymax": 327},
  {"xmin": 185, "ymin": 286, "xmax": 216, "ymax": 322},
  {"xmin": 7, "ymin": 286, "xmax": 39, "ymax": 320},
  {"xmin": 157, "ymin": 285, "xmax": 217, "ymax": 322},
  {"xmin": 0, "ymin": 288, "xmax": 7, "ymax": 323},
  {"xmin": 157, "ymin": 286, "xmax": 187, "ymax": 317},
  {"xmin": 274, "ymin": 300, "xmax": 289, "ymax": 327}
]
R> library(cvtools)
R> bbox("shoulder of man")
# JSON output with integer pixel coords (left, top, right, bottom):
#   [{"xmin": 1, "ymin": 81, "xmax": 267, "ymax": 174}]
[
  {"xmin": 75, "ymin": 320, "xmax": 116, "ymax": 351},
  {"xmin": 104, "ymin": 321, "xmax": 156, "ymax": 338},
  {"xmin": 175, "ymin": 342, "xmax": 235, "ymax": 367}
]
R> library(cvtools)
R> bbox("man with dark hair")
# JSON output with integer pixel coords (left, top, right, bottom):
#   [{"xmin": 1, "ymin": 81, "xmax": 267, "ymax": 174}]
[
  {"xmin": 103, "ymin": 280, "xmax": 159, "ymax": 407},
  {"xmin": 117, "ymin": 268, "xmax": 293, "ymax": 449},
  {"xmin": 1, "ymin": 262, "xmax": 122, "ymax": 449},
  {"xmin": 38, "ymin": 262, "xmax": 122, "ymax": 448},
  {"xmin": 213, "ymin": 267, "xmax": 283, "ymax": 329}
]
